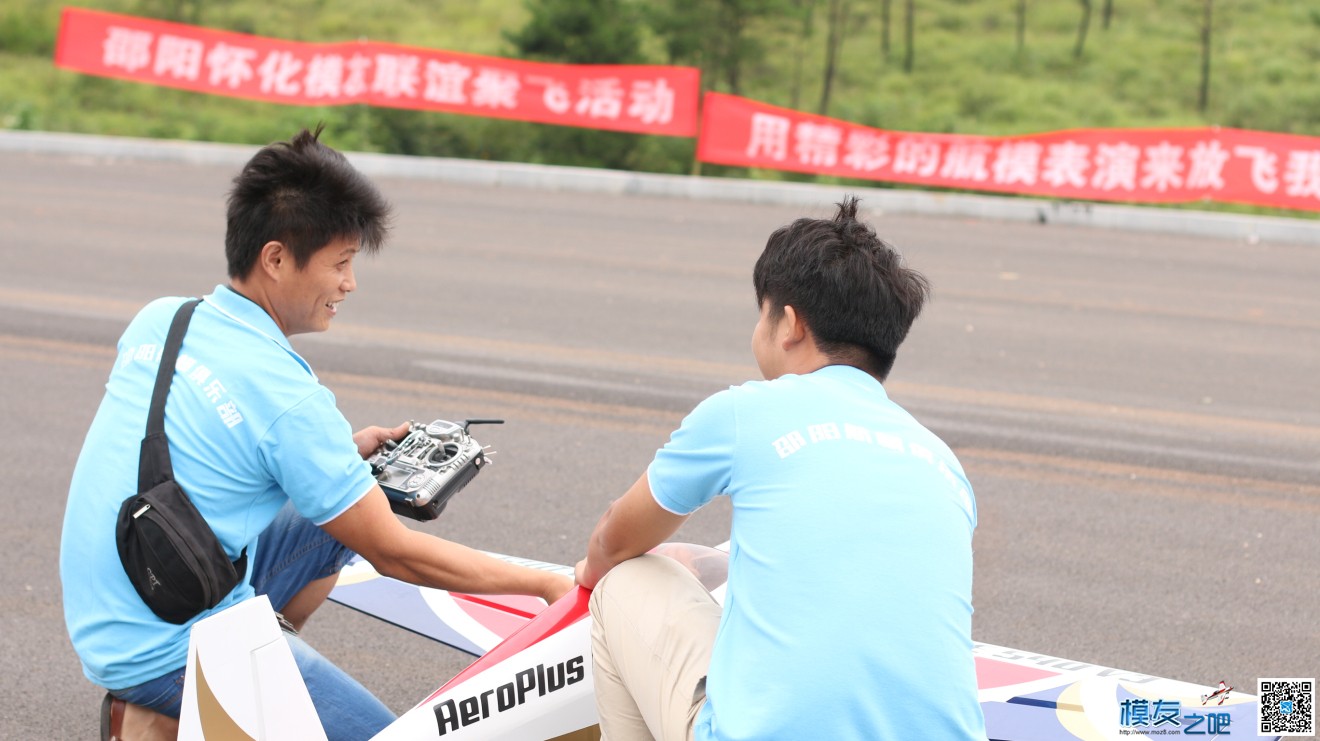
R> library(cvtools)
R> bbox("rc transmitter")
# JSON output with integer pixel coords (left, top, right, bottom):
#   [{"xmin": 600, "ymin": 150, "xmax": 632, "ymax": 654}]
[{"xmin": 368, "ymin": 419, "xmax": 502, "ymax": 521}]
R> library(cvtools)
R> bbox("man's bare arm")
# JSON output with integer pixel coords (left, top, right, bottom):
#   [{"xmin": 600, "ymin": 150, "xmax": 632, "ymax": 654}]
[
  {"xmin": 322, "ymin": 486, "xmax": 573, "ymax": 604},
  {"xmin": 575, "ymin": 472, "xmax": 689, "ymax": 590}
]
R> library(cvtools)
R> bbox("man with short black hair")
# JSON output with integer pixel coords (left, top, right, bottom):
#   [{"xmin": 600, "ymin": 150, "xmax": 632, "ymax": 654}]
[
  {"xmin": 576, "ymin": 197, "xmax": 987, "ymax": 740},
  {"xmin": 61, "ymin": 128, "xmax": 572, "ymax": 741}
]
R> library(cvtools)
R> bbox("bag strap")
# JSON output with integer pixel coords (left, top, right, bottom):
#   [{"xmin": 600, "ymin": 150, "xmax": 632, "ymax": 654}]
[
  {"xmin": 138, "ymin": 299, "xmax": 202, "ymax": 491},
  {"xmin": 146, "ymin": 299, "xmax": 203, "ymax": 437}
]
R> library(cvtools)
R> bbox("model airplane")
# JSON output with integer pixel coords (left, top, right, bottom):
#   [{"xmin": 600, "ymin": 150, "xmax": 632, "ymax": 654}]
[
  {"xmin": 1201, "ymin": 680, "xmax": 1234, "ymax": 706},
  {"xmin": 175, "ymin": 540, "xmax": 1277, "ymax": 740}
]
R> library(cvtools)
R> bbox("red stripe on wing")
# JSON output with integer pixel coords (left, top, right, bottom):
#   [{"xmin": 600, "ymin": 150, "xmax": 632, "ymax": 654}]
[
  {"xmin": 975, "ymin": 657, "xmax": 1061, "ymax": 690},
  {"xmin": 423, "ymin": 586, "xmax": 592, "ymax": 703},
  {"xmin": 449, "ymin": 593, "xmax": 541, "ymax": 639}
]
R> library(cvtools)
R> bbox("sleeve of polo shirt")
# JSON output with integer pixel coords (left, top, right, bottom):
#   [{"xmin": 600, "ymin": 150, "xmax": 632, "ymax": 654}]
[
  {"xmin": 259, "ymin": 389, "xmax": 377, "ymax": 525},
  {"xmin": 647, "ymin": 388, "xmax": 737, "ymax": 516}
]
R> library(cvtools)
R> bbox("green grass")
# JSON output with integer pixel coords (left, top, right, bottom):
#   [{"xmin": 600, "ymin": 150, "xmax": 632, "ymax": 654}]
[
  {"xmin": 2, "ymin": 0, "xmax": 1318, "ymax": 218},
  {"xmin": 761, "ymin": 0, "xmax": 1320, "ymax": 138}
]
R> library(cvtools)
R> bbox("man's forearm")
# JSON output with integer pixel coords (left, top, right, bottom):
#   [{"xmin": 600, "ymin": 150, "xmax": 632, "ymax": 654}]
[
  {"xmin": 577, "ymin": 473, "xmax": 689, "ymax": 589},
  {"xmin": 580, "ymin": 510, "xmax": 645, "ymax": 589},
  {"xmin": 323, "ymin": 486, "xmax": 570, "ymax": 603},
  {"xmin": 377, "ymin": 530, "xmax": 564, "ymax": 601}
]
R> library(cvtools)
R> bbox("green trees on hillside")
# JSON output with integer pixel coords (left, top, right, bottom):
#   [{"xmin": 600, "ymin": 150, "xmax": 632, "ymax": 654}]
[
  {"xmin": 2, "ymin": 0, "xmax": 1318, "ymax": 190},
  {"xmin": 504, "ymin": 0, "xmax": 649, "ymax": 169},
  {"xmin": 1198, "ymin": 0, "xmax": 1213, "ymax": 113},
  {"xmin": 506, "ymin": 0, "xmax": 645, "ymax": 64},
  {"xmin": 646, "ymin": 0, "xmax": 784, "ymax": 97}
]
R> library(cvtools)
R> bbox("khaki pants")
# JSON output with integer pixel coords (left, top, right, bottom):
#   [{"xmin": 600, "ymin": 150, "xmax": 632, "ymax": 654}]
[{"xmin": 589, "ymin": 555, "xmax": 723, "ymax": 741}]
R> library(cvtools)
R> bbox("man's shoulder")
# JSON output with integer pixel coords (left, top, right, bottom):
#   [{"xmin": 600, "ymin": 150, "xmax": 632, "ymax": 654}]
[
  {"xmin": 123, "ymin": 295, "xmax": 196, "ymax": 332},
  {"xmin": 142, "ymin": 295, "xmax": 196, "ymax": 312},
  {"xmin": 685, "ymin": 378, "xmax": 771, "ymax": 424},
  {"xmin": 186, "ymin": 296, "xmax": 309, "ymax": 376},
  {"xmin": 159, "ymin": 294, "xmax": 327, "ymax": 424},
  {"xmin": 718, "ymin": 374, "xmax": 804, "ymax": 400},
  {"xmin": 718, "ymin": 367, "xmax": 885, "ymax": 407}
]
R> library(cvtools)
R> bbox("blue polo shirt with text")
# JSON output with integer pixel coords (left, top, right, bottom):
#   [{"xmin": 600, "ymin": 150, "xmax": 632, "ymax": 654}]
[
  {"xmin": 60, "ymin": 285, "xmax": 376, "ymax": 690},
  {"xmin": 649, "ymin": 365, "xmax": 986, "ymax": 741}
]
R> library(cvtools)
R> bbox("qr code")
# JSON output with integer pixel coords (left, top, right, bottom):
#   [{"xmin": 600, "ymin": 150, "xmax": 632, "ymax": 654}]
[{"xmin": 1259, "ymin": 678, "xmax": 1315, "ymax": 737}]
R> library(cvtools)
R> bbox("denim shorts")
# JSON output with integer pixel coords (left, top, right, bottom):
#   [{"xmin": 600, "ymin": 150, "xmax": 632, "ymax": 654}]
[{"xmin": 109, "ymin": 502, "xmax": 396, "ymax": 740}]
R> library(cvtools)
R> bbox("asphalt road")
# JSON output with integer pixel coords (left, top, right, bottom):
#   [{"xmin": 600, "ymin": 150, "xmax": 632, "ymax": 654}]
[{"xmin": 1, "ymin": 149, "xmax": 1317, "ymax": 738}]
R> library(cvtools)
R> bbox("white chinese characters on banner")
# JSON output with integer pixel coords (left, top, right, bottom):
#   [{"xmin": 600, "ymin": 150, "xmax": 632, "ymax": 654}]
[
  {"xmin": 424, "ymin": 61, "xmax": 472, "ymax": 105},
  {"xmin": 1186, "ymin": 140, "xmax": 1231, "ymax": 190},
  {"xmin": 759, "ymin": 117, "xmax": 1319, "ymax": 202},
  {"xmin": 304, "ymin": 54, "xmax": 345, "ymax": 98},
  {"xmin": 991, "ymin": 142, "xmax": 1043, "ymax": 186},
  {"xmin": 153, "ymin": 34, "xmax": 203, "ymax": 81},
  {"xmin": 206, "ymin": 43, "xmax": 257, "ymax": 89},
  {"xmin": 746, "ymin": 113, "xmax": 791, "ymax": 161},
  {"xmin": 1283, "ymin": 150, "xmax": 1320, "ymax": 198},
  {"xmin": 471, "ymin": 68, "xmax": 520, "ymax": 109},
  {"xmin": 939, "ymin": 141, "xmax": 992, "ymax": 182},
  {"xmin": 1233, "ymin": 146, "xmax": 1279, "ymax": 194},
  {"xmin": 1041, "ymin": 142, "xmax": 1091, "ymax": 189},
  {"xmin": 1091, "ymin": 143, "xmax": 1140, "ymax": 191},
  {"xmin": 91, "ymin": 24, "xmax": 688, "ymax": 126},
  {"xmin": 257, "ymin": 50, "xmax": 302, "ymax": 96},
  {"xmin": 891, "ymin": 138, "xmax": 940, "ymax": 177},
  {"xmin": 700, "ymin": 93, "xmax": 1320, "ymax": 207},
  {"xmin": 1140, "ymin": 142, "xmax": 1185, "ymax": 192},
  {"xmin": 842, "ymin": 131, "xmax": 891, "ymax": 172},
  {"xmin": 795, "ymin": 123, "xmax": 842, "ymax": 167},
  {"xmin": 537, "ymin": 79, "xmax": 571, "ymax": 114},
  {"xmin": 342, "ymin": 54, "xmax": 373, "ymax": 98},
  {"xmin": 575, "ymin": 78, "xmax": 625, "ymax": 119},
  {"xmin": 371, "ymin": 54, "xmax": 421, "ymax": 99},
  {"xmin": 531, "ymin": 77, "xmax": 678, "ymax": 123},
  {"xmin": 102, "ymin": 26, "xmax": 153, "ymax": 73},
  {"xmin": 628, "ymin": 79, "xmax": 674, "ymax": 125}
]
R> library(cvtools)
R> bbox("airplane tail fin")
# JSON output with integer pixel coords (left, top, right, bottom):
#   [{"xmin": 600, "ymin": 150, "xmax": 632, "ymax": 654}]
[{"xmin": 178, "ymin": 595, "xmax": 327, "ymax": 741}]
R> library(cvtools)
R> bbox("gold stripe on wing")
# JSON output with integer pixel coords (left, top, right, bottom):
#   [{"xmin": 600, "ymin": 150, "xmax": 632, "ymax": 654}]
[{"xmin": 193, "ymin": 648, "xmax": 256, "ymax": 741}]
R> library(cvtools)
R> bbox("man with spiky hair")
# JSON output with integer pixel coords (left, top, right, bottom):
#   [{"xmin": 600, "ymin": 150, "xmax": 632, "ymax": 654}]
[
  {"xmin": 577, "ymin": 198, "xmax": 987, "ymax": 741},
  {"xmin": 61, "ymin": 128, "xmax": 571, "ymax": 741}
]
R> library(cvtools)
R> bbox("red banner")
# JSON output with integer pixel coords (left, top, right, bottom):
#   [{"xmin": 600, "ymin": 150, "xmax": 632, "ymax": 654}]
[
  {"xmin": 697, "ymin": 92, "xmax": 1320, "ymax": 212},
  {"xmin": 54, "ymin": 8, "xmax": 699, "ymax": 137}
]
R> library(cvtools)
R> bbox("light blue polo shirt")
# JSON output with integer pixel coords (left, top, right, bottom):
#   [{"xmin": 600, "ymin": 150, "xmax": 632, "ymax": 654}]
[
  {"xmin": 649, "ymin": 365, "xmax": 986, "ymax": 741},
  {"xmin": 60, "ymin": 285, "xmax": 376, "ymax": 690}
]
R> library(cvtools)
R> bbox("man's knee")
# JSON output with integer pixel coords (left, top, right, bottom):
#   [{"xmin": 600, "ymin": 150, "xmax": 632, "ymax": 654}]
[{"xmin": 589, "ymin": 554, "xmax": 677, "ymax": 619}]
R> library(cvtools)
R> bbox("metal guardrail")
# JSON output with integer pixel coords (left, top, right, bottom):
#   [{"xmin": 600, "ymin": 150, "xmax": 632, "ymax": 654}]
[{"xmin": 4, "ymin": 129, "xmax": 1318, "ymax": 245}]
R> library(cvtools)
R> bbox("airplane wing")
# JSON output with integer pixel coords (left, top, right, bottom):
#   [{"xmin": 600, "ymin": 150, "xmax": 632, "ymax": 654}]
[
  {"xmin": 973, "ymin": 643, "xmax": 1270, "ymax": 739},
  {"xmin": 330, "ymin": 548, "xmax": 1280, "ymax": 740},
  {"xmin": 328, "ymin": 553, "xmax": 570, "ymax": 657}
]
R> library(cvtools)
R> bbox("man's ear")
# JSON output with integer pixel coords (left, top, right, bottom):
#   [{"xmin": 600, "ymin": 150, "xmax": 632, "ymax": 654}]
[
  {"xmin": 257, "ymin": 240, "xmax": 287, "ymax": 280},
  {"xmin": 780, "ymin": 305, "xmax": 809, "ymax": 349}
]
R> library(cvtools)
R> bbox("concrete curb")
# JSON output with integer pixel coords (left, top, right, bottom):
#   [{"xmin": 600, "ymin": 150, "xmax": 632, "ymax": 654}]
[{"xmin": 4, "ymin": 129, "xmax": 1318, "ymax": 245}]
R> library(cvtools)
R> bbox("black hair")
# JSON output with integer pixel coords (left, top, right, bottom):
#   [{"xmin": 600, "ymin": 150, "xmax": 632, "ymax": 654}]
[
  {"xmin": 225, "ymin": 125, "xmax": 392, "ymax": 279},
  {"xmin": 752, "ymin": 196, "xmax": 930, "ymax": 381}
]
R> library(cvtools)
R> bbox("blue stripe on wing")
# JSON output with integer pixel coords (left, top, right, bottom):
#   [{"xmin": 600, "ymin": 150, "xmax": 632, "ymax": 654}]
[{"xmin": 329, "ymin": 562, "xmax": 487, "ymax": 657}]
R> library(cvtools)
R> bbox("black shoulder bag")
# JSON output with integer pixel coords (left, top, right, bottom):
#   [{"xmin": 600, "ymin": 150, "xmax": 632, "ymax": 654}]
[{"xmin": 116, "ymin": 299, "xmax": 249, "ymax": 625}]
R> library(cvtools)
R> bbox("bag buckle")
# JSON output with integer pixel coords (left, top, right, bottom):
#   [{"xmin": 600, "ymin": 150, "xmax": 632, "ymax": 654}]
[{"xmin": 275, "ymin": 612, "xmax": 298, "ymax": 635}]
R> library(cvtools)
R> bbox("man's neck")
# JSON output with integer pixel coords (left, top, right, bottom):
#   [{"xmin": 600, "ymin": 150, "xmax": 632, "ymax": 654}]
[
  {"xmin": 227, "ymin": 278, "xmax": 281, "ymax": 333},
  {"xmin": 780, "ymin": 348, "xmax": 882, "ymax": 383}
]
